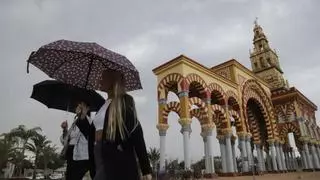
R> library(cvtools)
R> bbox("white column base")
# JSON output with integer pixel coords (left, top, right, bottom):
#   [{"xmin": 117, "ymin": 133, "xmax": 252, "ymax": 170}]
[
  {"xmin": 304, "ymin": 143, "xmax": 312, "ymax": 169},
  {"xmin": 245, "ymin": 136, "xmax": 253, "ymax": 170},
  {"xmin": 232, "ymin": 141, "xmax": 237, "ymax": 172},
  {"xmin": 280, "ymin": 145, "xmax": 287, "ymax": 171},
  {"xmin": 275, "ymin": 143, "xmax": 283, "ymax": 171},
  {"xmin": 207, "ymin": 134, "xmax": 215, "ymax": 173},
  {"xmin": 269, "ymin": 142, "xmax": 278, "ymax": 171},
  {"xmin": 311, "ymin": 144, "xmax": 320, "ymax": 169},
  {"xmin": 317, "ymin": 146, "xmax": 320, "ymax": 164},
  {"xmin": 256, "ymin": 144, "xmax": 263, "ymax": 172},
  {"xmin": 225, "ymin": 134, "xmax": 235, "ymax": 173},
  {"xmin": 219, "ymin": 137, "xmax": 227, "ymax": 173},
  {"xmin": 202, "ymin": 135, "xmax": 210, "ymax": 174},
  {"xmin": 159, "ymin": 132, "xmax": 166, "ymax": 172},
  {"xmin": 181, "ymin": 125, "xmax": 191, "ymax": 170},
  {"xmin": 239, "ymin": 138, "xmax": 249, "ymax": 172},
  {"xmin": 285, "ymin": 152, "xmax": 291, "ymax": 170},
  {"xmin": 203, "ymin": 129, "xmax": 215, "ymax": 174},
  {"xmin": 301, "ymin": 150, "xmax": 308, "ymax": 169},
  {"xmin": 266, "ymin": 152, "xmax": 272, "ymax": 171}
]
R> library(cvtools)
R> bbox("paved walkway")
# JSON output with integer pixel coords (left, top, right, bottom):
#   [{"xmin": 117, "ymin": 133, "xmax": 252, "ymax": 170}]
[{"xmin": 218, "ymin": 171, "xmax": 320, "ymax": 180}]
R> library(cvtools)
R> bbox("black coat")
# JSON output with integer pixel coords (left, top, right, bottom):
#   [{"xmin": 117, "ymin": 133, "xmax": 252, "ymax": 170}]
[
  {"xmin": 100, "ymin": 94, "xmax": 152, "ymax": 180},
  {"xmin": 75, "ymin": 115, "xmax": 96, "ymax": 177}
]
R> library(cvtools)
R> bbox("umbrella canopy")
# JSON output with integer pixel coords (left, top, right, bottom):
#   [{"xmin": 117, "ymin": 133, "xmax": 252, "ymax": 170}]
[
  {"xmin": 27, "ymin": 40, "xmax": 142, "ymax": 91},
  {"xmin": 31, "ymin": 80, "xmax": 105, "ymax": 113}
]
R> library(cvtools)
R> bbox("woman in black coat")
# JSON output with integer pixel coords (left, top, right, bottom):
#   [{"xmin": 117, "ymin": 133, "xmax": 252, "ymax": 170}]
[
  {"xmin": 93, "ymin": 70, "xmax": 152, "ymax": 180},
  {"xmin": 60, "ymin": 102, "xmax": 96, "ymax": 180}
]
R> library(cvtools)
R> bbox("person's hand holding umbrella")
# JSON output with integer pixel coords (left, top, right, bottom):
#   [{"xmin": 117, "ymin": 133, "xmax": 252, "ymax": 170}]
[
  {"xmin": 60, "ymin": 120, "xmax": 68, "ymax": 139},
  {"xmin": 61, "ymin": 121, "xmax": 68, "ymax": 130}
]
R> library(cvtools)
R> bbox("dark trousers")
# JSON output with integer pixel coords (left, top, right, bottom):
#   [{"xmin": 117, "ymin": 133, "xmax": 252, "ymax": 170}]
[
  {"xmin": 93, "ymin": 141, "xmax": 105, "ymax": 180},
  {"xmin": 66, "ymin": 145, "xmax": 94, "ymax": 180}
]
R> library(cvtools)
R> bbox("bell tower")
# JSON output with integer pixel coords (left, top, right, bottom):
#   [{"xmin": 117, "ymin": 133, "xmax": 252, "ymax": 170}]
[{"xmin": 250, "ymin": 19, "xmax": 289, "ymax": 90}]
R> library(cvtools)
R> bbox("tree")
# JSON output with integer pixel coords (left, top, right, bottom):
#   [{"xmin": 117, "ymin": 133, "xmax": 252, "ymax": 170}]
[
  {"xmin": 191, "ymin": 159, "xmax": 205, "ymax": 178},
  {"xmin": 0, "ymin": 133, "xmax": 18, "ymax": 174},
  {"xmin": 36, "ymin": 145, "xmax": 63, "ymax": 179},
  {"xmin": 214, "ymin": 156, "xmax": 222, "ymax": 172},
  {"xmin": 26, "ymin": 133, "xmax": 51, "ymax": 179},
  {"xmin": 179, "ymin": 161, "xmax": 185, "ymax": 170},
  {"xmin": 42, "ymin": 145, "xmax": 55, "ymax": 178},
  {"xmin": 10, "ymin": 125, "xmax": 42, "ymax": 152},
  {"xmin": 147, "ymin": 147, "xmax": 160, "ymax": 174},
  {"xmin": 46, "ymin": 152, "xmax": 65, "ymax": 170},
  {"xmin": 1, "ymin": 126, "xmax": 62, "ymax": 178},
  {"xmin": 0, "ymin": 134, "xmax": 16, "ymax": 167},
  {"xmin": 191, "ymin": 158, "xmax": 205, "ymax": 170},
  {"xmin": 9, "ymin": 125, "xmax": 41, "ymax": 176},
  {"xmin": 167, "ymin": 159, "xmax": 180, "ymax": 178},
  {"xmin": 8, "ymin": 150, "xmax": 26, "ymax": 177}
]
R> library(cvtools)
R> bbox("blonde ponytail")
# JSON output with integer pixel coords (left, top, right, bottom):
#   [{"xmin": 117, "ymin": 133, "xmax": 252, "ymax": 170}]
[{"xmin": 106, "ymin": 75, "xmax": 127, "ymax": 141}]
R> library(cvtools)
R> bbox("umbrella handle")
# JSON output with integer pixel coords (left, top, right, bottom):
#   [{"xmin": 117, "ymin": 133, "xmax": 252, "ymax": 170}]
[
  {"xmin": 27, "ymin": 61, "xmax": 30, "ymax": 73},
  {"xmin": 27, "ymin": 51, "xmax": 36, "ymax": 74}
]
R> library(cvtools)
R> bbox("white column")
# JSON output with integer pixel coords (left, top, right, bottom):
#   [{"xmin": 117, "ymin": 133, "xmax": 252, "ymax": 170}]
[
  {"xmin": 317, "ymin": 145, "xmax": 320, "ymax": 163},
  {"xmin": 181, "ymin": 124, "xmax": 191, "ymax": 170},
  {"xmin": 287, "ymin": 151, "xmax": 292, "ymax": 170},
  {"xmin": 261, "ymin": 148, "xmax": 266, "ymax": 171},
  {"xmin": 275, "ymin": 142, "xmax": 283, "ymax": 171},
  {"xmin": 207, "ymin": 130, "xmax": 215, "ymax": 174},
  {"xmin": 298, "ymin": 118, "xmax": 305, "ymax": 136},
  {"xmin": 158, "ymin": 125, "xmax": 168, "ymax": 173},
  {"xmin": 246, "ymin": 134, "xmax": 253, "ymax": 170},
  {"xmin": 239, "ymin": 133, "xmax": 249, "ymax": 172},
  {"xmin": 202, "ymin": 126, "xmax": 215, "ymax": 174},
  {"xmin": 231, "ymin": 138, "xmax": 237, "ymax": 173},
  {"xmin": 303, "ymin": 142, "xmax": 312, "ymax": 169},
  {"xmin": 225, "ymin": 133, "xmax": 235, "ymax": 173},
  {"xmin": 289, "ymin": 151, "xmax": 294, "ymax": 170},
  {"xmin": 285, "ymin": 152, "xmax": 291, "ymax": 170},
  {"xmin": 202, "ymin": 134, "xmax": 210, "ymax": 174},
  {"xmin": 309, "ymin": 144, "xmax": 315, "ymax": 169},
  {"xmin": 291, "ymin": 150, "xmax": 298, "ymax": 170},
  {"xmin": 301, "ymin": 150, "xmax": 308, "ymax": 169},
  {"xmin": 266, "ymin": 151, "xmax": 272, "ymax": 172},
  {"xmin": 280, "ymin": 144, "xmax": 287, "ymax": 171},
  {"xmin": 255, "ymin": 144, "xmax": 263, "ymax": 172},
  {"xmin": 311, "ymin": 143, "xmax": 320, "ymax": 169},
  {"xmin": 269, "ymin": 140, "xmax": 278, "ymax": 171},
  {"xmin": 207, "ymin": 130, "xmax": 215, "ymax": 173},
  {"xmin": 218, "ymin": 136, "xmax": 227, "ymax": 173}
]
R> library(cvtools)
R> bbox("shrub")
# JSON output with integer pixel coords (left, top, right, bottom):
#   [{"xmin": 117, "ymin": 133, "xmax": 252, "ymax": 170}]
[{"xmin": 182, "ymin": 170, "xmax": 192, "ymax": 179}]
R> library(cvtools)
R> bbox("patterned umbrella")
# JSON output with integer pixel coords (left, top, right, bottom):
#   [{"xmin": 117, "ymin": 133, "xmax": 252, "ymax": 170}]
[{"xmin": 27, "ymin": 40, "xmax": 142, "ymax": 91}]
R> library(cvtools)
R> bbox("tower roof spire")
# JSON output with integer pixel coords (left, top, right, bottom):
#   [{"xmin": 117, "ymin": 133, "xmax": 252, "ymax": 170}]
[
  {"xmin": 249, "ymin": 21, "xmax": 287, "ymax": 90},
  {"xmin": 254, "ymin": 17, "xmax": 258, "ymax": 26},
  {"xmin": 253, "ymin": 18, "xmax": 267, "ymax": 41}
]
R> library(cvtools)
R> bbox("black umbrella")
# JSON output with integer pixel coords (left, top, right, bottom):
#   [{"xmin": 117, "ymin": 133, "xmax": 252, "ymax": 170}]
[
  {"xmin": 31, "ymin": 80, "xmax": 105, "ymax": 113},
  {"xmin": 27, "ymin": 39, "xmax": 142, "ymax": 91}
]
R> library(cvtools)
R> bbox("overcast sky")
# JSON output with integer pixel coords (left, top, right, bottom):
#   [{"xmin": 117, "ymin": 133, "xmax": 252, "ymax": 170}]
[{"xmin": 1, "ymin": 0, "xmax": 320, "ymax": 162}]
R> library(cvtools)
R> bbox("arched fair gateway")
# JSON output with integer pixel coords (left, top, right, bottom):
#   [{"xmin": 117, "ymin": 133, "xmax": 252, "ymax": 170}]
[{"xmin": 153, "ymin": 23, "xmax": 320, "ymax": 177}]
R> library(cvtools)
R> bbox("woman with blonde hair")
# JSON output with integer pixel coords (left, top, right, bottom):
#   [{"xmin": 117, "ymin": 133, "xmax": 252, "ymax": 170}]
[{"xmin": 93, "ymin": 70, "xmax": 152, "ymax": 180}]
